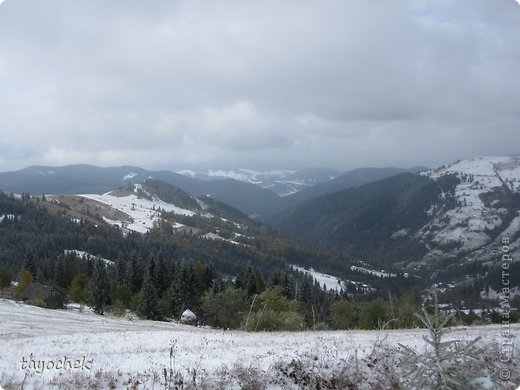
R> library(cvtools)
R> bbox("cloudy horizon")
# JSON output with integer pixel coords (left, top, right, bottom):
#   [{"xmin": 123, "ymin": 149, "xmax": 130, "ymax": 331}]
[{"xmin": 1, "ymin": 0, "xmax": 520, "ymax": 173}]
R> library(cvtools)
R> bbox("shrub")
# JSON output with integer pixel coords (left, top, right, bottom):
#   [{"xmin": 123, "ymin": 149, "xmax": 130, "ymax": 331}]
[
  {"xmin": 14, "ymin": 268, "xmax": 33, "ymax": 297},
  {"xmin": 243, "ymin": 309, "xmax": 305, "ymax": 331},
  {"xmin": 358, "ymin": 298, "xmax": 390, "ymax": 330},
  {"xmin": 202, "ymin": 287, "xmax": 249, "ymax": 329},
  {"xmin": 68, "ymin": 273, "xmax": 90, "ymax": 303},
  {"xmin": 332, "ymin": 299, "xmax": 359, "ymax": 329},
  {"xmin": 243, "ymin": 287, "xmax": 304, "ymax": 331}
]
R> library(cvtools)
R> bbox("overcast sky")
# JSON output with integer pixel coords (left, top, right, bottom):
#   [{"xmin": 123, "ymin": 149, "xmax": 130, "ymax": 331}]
[{"xmin": 1, "ymin": 0, "xmax": 519, "ymax": 172}]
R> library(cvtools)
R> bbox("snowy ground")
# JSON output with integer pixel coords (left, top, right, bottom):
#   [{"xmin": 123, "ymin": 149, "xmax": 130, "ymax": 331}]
[{"xmin": 0, "ymin": 299, "xmax": 517, "ymax": 389}]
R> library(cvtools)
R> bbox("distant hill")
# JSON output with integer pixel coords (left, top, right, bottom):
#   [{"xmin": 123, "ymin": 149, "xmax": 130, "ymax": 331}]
[
  {"xmin": 0, "ymin": 164, "xmax": 282, "ymax": 218},
  {"xmin": 270, "ymin": 172, "xmax": 455, "ymax": 266},
  {"xmin": 2, "ymin": 157, "xmax": 518, "ymax": 306},
  {"xmin": 280, "ymin": 166, "xmax": 428, "ymax": 208},
  {"xmin": 269, "ymin": 156, "xmax": 520, "ymax": 294},
  {"xmin": 0, "ymin": 164, "xmax": 426, "ymax": 219},
  {"xmin": 0, "ymin": 164, "xmax": 148, "ymax": 195},
  {"xmin": 180, "ymin": 168, "xmax": 341, "ymax": 197}
]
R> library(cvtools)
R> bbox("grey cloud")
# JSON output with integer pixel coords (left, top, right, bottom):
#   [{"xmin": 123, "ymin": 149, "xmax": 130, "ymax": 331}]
[{"xmin": 0, "ymin": 0, "xmax": 519, "ymax": 171}]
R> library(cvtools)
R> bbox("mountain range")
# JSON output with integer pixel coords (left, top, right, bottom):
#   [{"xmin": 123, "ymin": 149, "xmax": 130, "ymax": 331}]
[
  {"xmin": 176, "ymin": 168, "xmax": 341, "ymax": 197},
  {"xmin": 270, "ymin": 156, "xmax": 520, "ymax": 299},
  {"xmin": 0, "ymin": 164, "xmax": 425, "ymax": 219},
  {"xmin": 1, "ymin": 156, "xmax": 519, "ymax": 304}
]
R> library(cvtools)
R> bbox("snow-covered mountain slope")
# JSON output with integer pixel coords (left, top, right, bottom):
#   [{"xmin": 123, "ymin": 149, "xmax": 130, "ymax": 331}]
[
  {"xmin": 418, "ymin": 156, "xmax": 520, "ymax": 263},
  {"xmin": 179, "ymin": 168, "xmax": 340, "ymax": 197},
  {"xmin": 79, "ymin": 184, "xmax": 196, "ymax": 234},
  {"xmin": 269, "ymin": 155, "xmax": 520, "ymax": 299},
  {"xmin": 60, "ymin": 179, "xmax": 255, "ymax": 246}
]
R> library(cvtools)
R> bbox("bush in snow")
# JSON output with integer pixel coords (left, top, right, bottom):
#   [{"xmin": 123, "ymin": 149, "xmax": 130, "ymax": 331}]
[{"xmin": 273, "ymin": 335, "xmax": 400, "ymax": 389}]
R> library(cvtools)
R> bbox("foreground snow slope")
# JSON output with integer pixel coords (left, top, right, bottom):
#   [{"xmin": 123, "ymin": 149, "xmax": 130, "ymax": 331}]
[{"xmin": 0, "ymin": 299, "xmax": 515, "ymax": 389}]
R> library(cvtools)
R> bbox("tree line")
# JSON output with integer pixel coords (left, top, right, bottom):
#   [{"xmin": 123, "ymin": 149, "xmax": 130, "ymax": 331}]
[{"xmin": 1, "ymin": 191, "xmax": 516, "ymax": 330}]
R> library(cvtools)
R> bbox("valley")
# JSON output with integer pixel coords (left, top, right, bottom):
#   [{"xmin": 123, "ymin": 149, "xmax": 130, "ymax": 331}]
[{"xmin": 0, "ymin": 156, "xmax": 519, "ymax": 389}]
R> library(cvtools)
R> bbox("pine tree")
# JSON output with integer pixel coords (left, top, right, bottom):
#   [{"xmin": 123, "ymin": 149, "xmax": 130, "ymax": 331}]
[
  {"xmin": 147, "ymin": 254, "xmax": 157, "ymax": 285},
  {"xmin": 155, "ymin": 252, "xmax": 169, "ymax": 297},
  {"xmin": 239, "ymin": 265, "xmax": 265, "ymax": 296},
  {"xmin": 280, "ymin": 271, "xmax": 295, "ymax": 299},
  {"xmin": 126, "ymin": 253, "xmax": 143, "ymax": 293},
  {"xmin": 397, "ymin": 301, "xmax": 485, "ymax": 389},
  {"xmin": 170, "ymin": 263, "xmax": 198, "ymax": 316},
  {"xmin": 138, "ymin": 258, "xmax": 162, "ymax": 320},
  {"xmin": 54, "ymin": 256, "xmax": 67, "ymax": 288},
  {"xmin": 24, "ymin": 249, "xmax": 38, "ymax": 279},
  {"xmin": 297, "ymin": 274, "xmax": 313, "ymax": 303},
  {"xmin": 91, "ymin": 260, "xmax": 110, "ymax": 315},
  {"xmin": 115, "ymin": 252, "xmax": 126, "ymax": 285},
  {"xmin": 204, "ymin": 263, "xmax": 216, "ymax": 290},
  {"xmin": 63, "ymin": 254, "xmax": 77, "ymax": 288}
]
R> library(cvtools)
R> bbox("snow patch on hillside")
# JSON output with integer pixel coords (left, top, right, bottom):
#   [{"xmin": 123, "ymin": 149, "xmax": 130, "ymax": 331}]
[
  {"xmin": 80, "ymin": 190, "xmax": 194, "ymax": 234},
  {"xmin": 202, "ymin": 232, "xmax": 244, "ymax": 246},
  {"xmin": 176, "ymin": 169, "xmax": 197, "ymax": 177},
  {"xmin": 122, "ymin": 171, "xmax": 138, "ymax": 180},
  {"xmin": 178, "ymin": 168, "xmax": 337, "ymax": 196},
  {"xmin": 64, "ymin": 250, "xmax": 114, "ymax": 266},
  {"xmin": 0, "ymin": 214, "xmax": 16, "ymax": 222},
  {"xmin": 291, "ymin": 265, "xmax": 345, "ymax": 291},
  {"xmin": 350, "ymin": 266, "xmax": 397, "ymax": 278},
  {"xmin": 419, "ymin": 156, "xmax": 520, "ymax": 259},
  {"xmin": 207, "ymin": 169, "xmax": 296, "ymax": 184}
]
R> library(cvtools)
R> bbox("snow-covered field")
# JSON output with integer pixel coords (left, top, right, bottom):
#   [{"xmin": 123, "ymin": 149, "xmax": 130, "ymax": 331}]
[{"xmin": 0, "ymin": 299, "xmax": 517, "ymax": 389}]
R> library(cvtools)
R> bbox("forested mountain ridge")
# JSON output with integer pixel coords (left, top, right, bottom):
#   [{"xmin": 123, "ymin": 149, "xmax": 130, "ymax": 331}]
[
  {"xmin": 1, "ymin": 157, "xmax": 519, "ymax": 313},
  {"xmin": 180, "ymin": 167, "xmax": 341, "ymax": 197},
  {"xmin": 270, "ymin": 172, "xmax": 458, "ymax": 266},
  {"xmin": 269, "ymin": 156, "xmax": 520, "ymax": 306},
  {"xmin": 0, "ymin": 180, "xmax": 426, "ymax": 328},
  {"xmin": 278, "ymin": 166, "xmax": 428, "ymax": 208},
  {"xmin": 0, "ymin": 164, "xmax": 283, "ymax": 218},
  {"xmin": 0, "ymin": 164, "xmax": 428, "ymax": 219}
]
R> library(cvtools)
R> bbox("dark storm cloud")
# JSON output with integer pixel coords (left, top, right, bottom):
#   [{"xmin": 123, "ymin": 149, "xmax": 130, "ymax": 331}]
[{"xmin": 0, "ymin": 0, "xmax": 519, "ymax": 171}]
